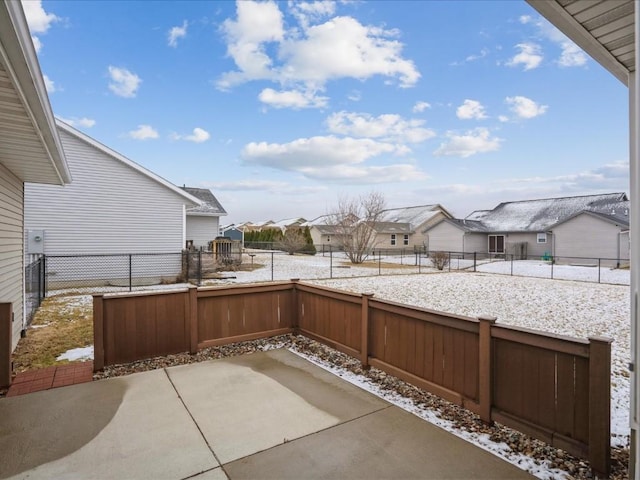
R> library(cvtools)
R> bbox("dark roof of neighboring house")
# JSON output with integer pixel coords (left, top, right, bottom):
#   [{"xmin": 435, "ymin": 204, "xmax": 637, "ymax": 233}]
[
  {"xmin": 182, "ymin": 187, "xmax": 227, "ymax": 216},
  {"xmin": 463, "ymin": 193, "xmax": 628, "ymax": 232},
  {"xmin": 447, "ymin": 219, "xmax": 490, "ymax": 232}
]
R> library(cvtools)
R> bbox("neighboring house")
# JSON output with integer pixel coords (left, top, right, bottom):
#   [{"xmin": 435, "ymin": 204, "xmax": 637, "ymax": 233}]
[
  {"xmin": 305, "ymin": 205, "xmax": 451, "ymax": 251},
  {"xmin": 243, "ymin": 220, "xmax": 274, "ymax": 232},
  {"xmin": 303, "ymin": 215, "xmax": 339, "ymax": 248},
  {"xmin": 182, "ymin": 186, "xmax": 227, "ymax": 249},
  {"xmin": 0, "ymin": 0, "xmax": 71, "ymax": 366},
  {"xmin": 271, "ymin": 217, "xmax": 307, "ymax": 233},
  {"xmin": 221, "ymin": 224, "xmax": 245, "ymax": 245},
  {"xmin": 374, "ymin": 205, "xmax": 452, "ymax": 250},
  {"xmin": 424, "ymin": 193, "xmax": 629, "ymax": 262},
  {"xmin": 25, "ymin": 121, "xmax": 203, "ymax": 255}
]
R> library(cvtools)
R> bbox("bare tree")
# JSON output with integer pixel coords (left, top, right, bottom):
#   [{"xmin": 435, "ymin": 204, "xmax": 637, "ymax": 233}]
[
  {"xmin": 277, "ymin": 228, "xmax": 306, "ymax": 255},
  {"xmin": 328, "ymin": 191, "xmax": 386, "ymax": 264}
]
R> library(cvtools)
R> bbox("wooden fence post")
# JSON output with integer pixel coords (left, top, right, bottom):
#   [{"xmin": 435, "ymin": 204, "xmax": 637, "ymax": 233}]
[
  {"xmin": 0, "ymin": 303, "xmax": 12, "ymax": 388},
  {"xmin": 361, "ymin": 293, "xmax": 373, "ymax": 368},
  {"xmin": 588, "ymin": 335, "xmax": 612, "ymax": 477},
  {"xmin": 478, "ymin": 315, "xmax": 496, "ymax": 424},
  {"xmin": 189, "ymin": 286, "xmax": 198, "ymax": 354},
  {"xmin": 291, "ymin": 279, "xmax": 300, "ymax": 333},
  {"xmin": 93, "ymin": 295, "xmax": 105, "ymax": 372}
]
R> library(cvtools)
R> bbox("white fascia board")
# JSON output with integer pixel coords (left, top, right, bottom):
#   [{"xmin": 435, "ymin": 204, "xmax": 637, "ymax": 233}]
[
  {"xmin": 0, "ymin": 1, "xmax": 71, "ymax": 184},
  {"xmin": 56, "ymin": 119, "xmax": 203, "ymax": 207}
]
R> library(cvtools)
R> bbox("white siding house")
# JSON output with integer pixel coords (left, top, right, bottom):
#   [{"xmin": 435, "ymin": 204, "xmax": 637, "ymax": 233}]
[
  {"xmin": 25, "ymin": 122, "xmax": 202, "ymax": 255},
  {"xmin": 552, "ymin": 211, "xmax": 629, "ymax": 265},
  {"xmin": 424, "ymin": 193, "xmax": 629, "ymax": 261},
  {"xmin": 0, "ymin": 0, "xmax": 71, "ymax": 371},
  {"xmin": 182, "ymin": 187, "xmax": 227, "ymax": 249}
]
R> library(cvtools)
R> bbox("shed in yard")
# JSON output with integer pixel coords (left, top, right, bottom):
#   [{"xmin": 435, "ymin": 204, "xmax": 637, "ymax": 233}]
[{"xmin": 0, "ymin": 1, "xmax": 71, "ymax": 379}]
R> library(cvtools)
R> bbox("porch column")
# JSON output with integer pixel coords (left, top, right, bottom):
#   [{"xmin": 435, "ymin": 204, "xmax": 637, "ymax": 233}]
[{"xmin": 630, "ymin": 8, "xmax": 639, "ymax": 475}]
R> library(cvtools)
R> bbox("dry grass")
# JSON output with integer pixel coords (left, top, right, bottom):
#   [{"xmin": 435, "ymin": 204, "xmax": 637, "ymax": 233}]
[{"xmin": 12, "ymin": 293, "xmax": 93, "ymax": 372}]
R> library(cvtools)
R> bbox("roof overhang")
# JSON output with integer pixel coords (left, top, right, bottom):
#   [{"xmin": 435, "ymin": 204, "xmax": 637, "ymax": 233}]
[
  {"xmin": 526, "ymin": 0, "xmax": 634, "ymax": 85},
  {"xmin": 0, "ymin": 1, "xmax": 70, "ymax": 184}
]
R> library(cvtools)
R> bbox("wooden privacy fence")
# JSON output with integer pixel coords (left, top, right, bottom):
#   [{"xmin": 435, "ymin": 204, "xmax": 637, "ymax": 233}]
[{"xmin": 93, "ymin": 280, "xmax": 612, "ymax": 476}]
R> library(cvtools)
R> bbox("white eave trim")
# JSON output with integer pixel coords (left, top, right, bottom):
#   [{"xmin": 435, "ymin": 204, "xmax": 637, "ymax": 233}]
[
  {"xmin": 56, "ymin": 119, "xmax": 203, "ymax": 207},
  {"xmin": 525, "ymin": 0, "xmax": 630, "ymax": 85},
  {"xmin": 0, "ymin": 1, "xmax": 71, "ymax": 184}
]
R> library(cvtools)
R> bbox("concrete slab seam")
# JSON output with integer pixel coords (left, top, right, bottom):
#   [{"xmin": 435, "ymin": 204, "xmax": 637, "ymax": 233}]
[{"xmin": 162, "ymin": 368, "xmax": 230, "ymax": 479}]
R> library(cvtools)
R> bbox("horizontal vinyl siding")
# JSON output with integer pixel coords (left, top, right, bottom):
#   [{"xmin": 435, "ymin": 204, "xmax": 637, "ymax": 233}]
[
  {"xmin": 463, "ymin": 233, "xmax": 486, "ymax": 253},
  {"xmin": 0, "ymin": 163, "xmax": 24, "ymax": 349},
  {"xmin": 186, "ymin": 216, "xmax": 220, "ymax": 248},
  {"xmin": 553, "ymin": 214, "xmax": 626, "ymax": 260},
  {"xmin": 25, "ymin": 129, "xmax": 189, "ymax": 254},
  {"xmin": 426, "ymin": 222, "xmax": 464, "ymax": 252},
  {"xmin": 504, "ymin": 232, "xmax": 549, "ymax": 257}
]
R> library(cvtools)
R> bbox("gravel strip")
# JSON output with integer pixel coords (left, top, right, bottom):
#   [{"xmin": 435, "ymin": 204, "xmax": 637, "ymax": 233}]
[{"xmin": 93, "ymin": 334, "xmax": 628, "ymax": 480}]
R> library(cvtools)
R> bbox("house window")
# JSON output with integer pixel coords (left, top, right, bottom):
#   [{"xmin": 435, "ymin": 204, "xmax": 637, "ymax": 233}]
[
  {"xmin": 537, "ymin": 233, "xmax": 547, "ymax": 244},
  {"xmin": 488, "ymin": 235, "xmax": 505, "ymax": 254},
  {"xmin": 403, "ymin": 234, "xmax": 409, "ymax": 246},
  {"xmin": 391, "ymin": 234, "xmax": 396, "ymax": 246}
]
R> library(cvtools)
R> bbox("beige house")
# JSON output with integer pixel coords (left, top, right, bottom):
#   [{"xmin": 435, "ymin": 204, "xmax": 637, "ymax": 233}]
[
  {"xmin": 305, "ymin": 205, "xmax": 452, "ymax": 251},
  {"xmin": 424, "ymin": 193, "xmax": 629, "ymax": 263},
  {"xmin": 0, "ymin": 1, "xmax": 71, "ymax": 384}
]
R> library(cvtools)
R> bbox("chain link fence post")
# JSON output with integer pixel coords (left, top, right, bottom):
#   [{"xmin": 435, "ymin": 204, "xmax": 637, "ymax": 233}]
[
  {"xmin": 198, "ymin": 250, "xmax": 202, "ymax": 286},
  {"xmin": 271, "ymin": 251, "xmax": 274, "ymax": 281},
  {"xmin": 330, "ymin": 246, "xmax": 333, "ymax": 279}
]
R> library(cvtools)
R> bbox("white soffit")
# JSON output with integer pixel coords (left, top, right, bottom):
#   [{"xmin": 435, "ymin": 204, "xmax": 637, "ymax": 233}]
[
  {"xmin": 0, "ymin": 1, "xmax": 70, "ymax": 185},
  {"xmin": 526, "ymin": 0, "xmax": 634, "ymax": 85}
]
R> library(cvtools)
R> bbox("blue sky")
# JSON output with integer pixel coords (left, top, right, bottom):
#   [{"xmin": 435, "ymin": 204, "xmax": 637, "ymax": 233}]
[{"xmin": 26, "ymin": 0, "xmax": 629, "ymax": 224}]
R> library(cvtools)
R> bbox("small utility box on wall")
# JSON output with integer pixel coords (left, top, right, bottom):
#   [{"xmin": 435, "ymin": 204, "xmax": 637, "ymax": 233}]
[{"xmin": 27, "ymin": 230, "xmax": 45, "ymax": 255}]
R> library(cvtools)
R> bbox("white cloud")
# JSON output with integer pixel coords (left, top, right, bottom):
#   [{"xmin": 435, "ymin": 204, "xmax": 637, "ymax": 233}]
[
  {"xmin": 326, "ymin": 111, "xmax": 435, "ymax": 143},
  {"xmin": 31, "ymin": 36, "xmax": 42, "ymax": 53},
  {"xmin": 258, "ymin": 88, "xmax": 328, "ymax": 109},
  {"xmin": 22, "ymin": 0, "xmax": 59, "ymax": 53},
  {"xmin": 171, "ymin": 127, "xmax": 211, "ymax": 143},
  {"xmin": 347, "ymin": 90, "xmax": 362, "ymax": 102},
  {"xmin": 456, "ymin": 99, "xmax": 487, "ymax": 120},
  {"xmin": 298, "ymin": 163, "xmax": 428, "ymax": 184},
  {"xmin": 168, "ymin": 20, "xmax": 188, "ymax": 47},
  {"xmin": 108, "ymin": 66, "xmax": 142, "ymax": 98},
  {"xmin": 498, "ymin": 115, "xmax": 509, "ymax": 123},
  {"xmin": 412, "ymin": 101, "xmax": 431, "ymax": 113},
  {"xmin": 128, "ymin": 125, "xmax": 159, "ymax": 140},
  {"xmin": 558, "ymin": 42, "xmax": 587, "ymax": 67},
  {"xmin": 507, "ymin": 42, "xmax": 543, "ymax": 71},
  {"xmin": 242, "ymin": 136, "xmax": 408, "ymax": 171},
  {"xmin": 218, "ymin": 0, "xmax": 284, "ymax": 89},
  {"xmin": 22, "ymin": 0, "xmax": 59, "ymax": 33},
  {"xmin": 210, "ymin": 179, "xmax": 289, "ymax": 191},
  {"xmin": 522, "ymin": 16, "xmax": 588, "ymax": 69},
  {"xmin": 433, "ymin": 128, "xmax": 502, "ymax": 158},
  {"xmin": 505, "ymin": 95, "xmax": 548, "ymax": 119},
  {"xmin": 43, "ymin": 74, "xmax": 56, "ymax": 93},
  {"xmin": 217, "ymin": 2, "xmax": 420, "ymax": 100},
  {"xmin": 56, "ymin": 116, "xmax": 96, "ymax": 128},
  {"xmin": 288, "ymin": 0, "xmax": 336, "ymax": 28},
  {"xmin": 519, "ymin": 15, "xmax": 532, "ymax": 25}
]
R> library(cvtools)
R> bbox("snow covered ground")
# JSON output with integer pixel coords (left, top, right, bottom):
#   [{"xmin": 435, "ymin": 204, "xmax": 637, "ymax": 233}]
[{"xmin": 49, "ymin": 253, "xmax": 631, "ymax": 453}]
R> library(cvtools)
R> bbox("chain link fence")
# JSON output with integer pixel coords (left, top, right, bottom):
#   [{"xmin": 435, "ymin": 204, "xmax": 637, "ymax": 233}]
[
  {"xmin": 24, "ymin": 256, "xmax": 45, "ymax": 326},
  {"xmin": 39, "ymin": 248, "xmax": 629, "ymax": 297}
]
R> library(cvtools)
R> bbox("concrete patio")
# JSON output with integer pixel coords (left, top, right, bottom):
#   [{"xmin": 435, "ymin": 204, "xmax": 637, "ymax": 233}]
[{"xmin": 0, "ymin": 349, "xmax": 533, "ymax": 479}]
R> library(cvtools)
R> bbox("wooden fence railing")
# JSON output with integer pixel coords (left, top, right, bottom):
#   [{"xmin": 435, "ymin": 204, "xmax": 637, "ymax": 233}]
[{"xmin": 93, "ymin": 279, "xmax": 612, "ymax": 476}]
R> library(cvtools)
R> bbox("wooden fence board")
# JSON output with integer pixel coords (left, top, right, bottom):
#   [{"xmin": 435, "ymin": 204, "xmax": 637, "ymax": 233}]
[{"xmin": 94, "ymin": 280, "xmax": 610, "ymax": 475}]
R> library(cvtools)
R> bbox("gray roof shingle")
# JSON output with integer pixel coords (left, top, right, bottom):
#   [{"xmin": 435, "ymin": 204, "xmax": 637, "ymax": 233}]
[{"xmin": 182, "ymin": 187, "xmax": 227, "ymax": 216}]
